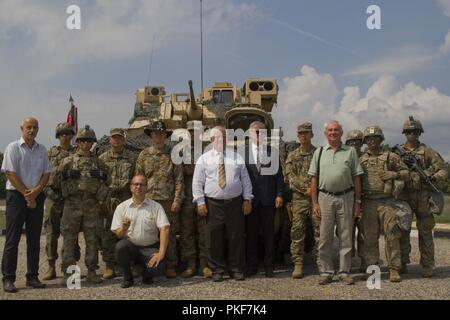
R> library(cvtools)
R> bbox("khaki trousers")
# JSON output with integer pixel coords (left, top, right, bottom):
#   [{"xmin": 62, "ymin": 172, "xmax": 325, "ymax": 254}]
[{"xmin": 318, "ymin": 191, "xmax": 354, "ymax": 275}]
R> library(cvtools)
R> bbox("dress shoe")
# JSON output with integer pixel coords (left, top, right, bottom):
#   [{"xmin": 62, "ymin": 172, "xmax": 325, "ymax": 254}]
[
  {"xmin": 212, "ymin": 273, "xmax": 223, "ymax": 282},
  {"xmin": 265, "ymin": 268, "xmax": 275, "ymax": 278},
  {"xmin": 142, "ymin": 276, "xmax": 153, "ymax": 285},
  {"xmin": 318, "ymin": 274, "xmax": 334, "ymax": 285},
  {"xmin": 121, "ymin": 279, "xmax": 133, "ymax": 288},
  {"xmin": 233, "ymin": 272, "xmax": 245, "ymax": 281},
  {"xmin": 245, "ymin": 269, "xmax": 257, "ymax": 277},
  {"xmin": 26, "ymin": 278, "xmax": 46, "ymax": 289},
  {"xmin": 3, "ymin": 279, "xmax": 18, "ymax": 293},
  {"xmin": 339, "ymin": 274, "xmax": 354, "ymax": 285}
]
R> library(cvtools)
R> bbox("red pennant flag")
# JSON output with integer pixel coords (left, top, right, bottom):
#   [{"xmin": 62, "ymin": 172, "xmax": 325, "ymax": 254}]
[{"xmin": 67, "ymin": 94, "xmax": 78, "ymax": 144}]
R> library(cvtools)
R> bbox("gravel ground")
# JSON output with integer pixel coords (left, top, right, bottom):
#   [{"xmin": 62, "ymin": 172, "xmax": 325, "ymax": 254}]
[{"xmin": 1, "ymin": 232, "xmax": 450, "ymax": 300}]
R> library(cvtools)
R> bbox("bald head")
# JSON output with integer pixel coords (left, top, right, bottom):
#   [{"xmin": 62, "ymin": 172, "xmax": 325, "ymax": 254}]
[{"xmin": 21, "ymin": 117, "xmax": 39, "ymax": 142}]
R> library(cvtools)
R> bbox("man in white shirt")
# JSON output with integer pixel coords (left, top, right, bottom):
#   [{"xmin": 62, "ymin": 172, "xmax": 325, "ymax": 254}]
[
  {"xmin": 1, "ymin": 117, "xmax": 51, "ymax": 293},
  {"xmin": 111, "ymin": 175, "xmax": 170, "ymax": 288},
  {"xmin": 192, "ymin": 126, "xmax": 253, "ymax": 282}
]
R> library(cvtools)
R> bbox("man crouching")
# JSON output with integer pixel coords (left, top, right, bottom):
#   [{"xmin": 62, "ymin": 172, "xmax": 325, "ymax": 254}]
[{"xmin": 111, "ymin": 175, "xmax": 170, "ymax": 288}]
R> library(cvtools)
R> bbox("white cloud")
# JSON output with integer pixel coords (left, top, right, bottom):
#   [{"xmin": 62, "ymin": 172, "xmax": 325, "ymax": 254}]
[
  {"xmin": 437, "ymin": 0, "xmax": 450, "ymax": 17},
  {"xmin": 440, "ymin": 28, "xmax": 450, "ymax": 54},
  {"xmin": 343, "ymin": 46, "xmax": 435, "ymax": 77},
  {"xmin": 275, "ymin": 66, "xmax": 450, "ymax": 161},
  {"xmin": 0, "ymin": 0, "xmax": 256, "ymax": 151}
]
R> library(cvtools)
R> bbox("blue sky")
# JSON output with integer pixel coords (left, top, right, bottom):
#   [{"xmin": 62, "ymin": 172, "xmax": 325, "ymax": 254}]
[{"xmin": 1, "ymin": 0, "xmax": 449, "ymax": 159}]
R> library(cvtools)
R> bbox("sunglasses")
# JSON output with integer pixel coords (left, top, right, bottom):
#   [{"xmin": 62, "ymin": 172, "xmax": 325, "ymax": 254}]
[{"xmin": 404, "ymin": 130, "xmax": 420, "ymax": 135}]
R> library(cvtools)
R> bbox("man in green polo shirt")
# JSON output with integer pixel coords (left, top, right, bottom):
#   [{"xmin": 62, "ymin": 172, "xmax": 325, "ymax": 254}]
[{"xmin": 308, "ymin": 120, "xmax": 363, "ymax": 285}]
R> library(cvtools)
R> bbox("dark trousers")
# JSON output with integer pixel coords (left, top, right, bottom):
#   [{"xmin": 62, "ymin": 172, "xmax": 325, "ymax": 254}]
[
  {"xmin": 2, "ymin": 190, "xmax": 45, "ymax": 282},
  {"xmin": 246, "ymin": 202, "xmax": 275, "ymax": 272},
  {"xmin": 115, "ymin": 239, "xmax": 166, "ymax": 281},
  {"xmin": 205, "ymin": 197, "xmax": 245, "ymax": 275}
]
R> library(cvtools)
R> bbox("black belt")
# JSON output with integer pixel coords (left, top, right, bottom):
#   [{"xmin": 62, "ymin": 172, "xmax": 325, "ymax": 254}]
[
  {"xmin": 205, "ymin": 196, "xmax": 242, "ymax": 203},
  {"xmin": 319, "ymin": 187, "xmax": 353, "ymax": 196}
]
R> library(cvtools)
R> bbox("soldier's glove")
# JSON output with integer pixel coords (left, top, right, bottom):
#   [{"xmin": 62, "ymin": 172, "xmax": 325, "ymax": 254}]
[
  {"xmin": 380, "ymin": 171, "xmax": 399, "ymax": 181},
  {"xmin": 62, "ymin": 169, "xmax": 81, "ymax": 180},
  {"xmin": 90, "ymin": 168, "xmax": 107, "ymax": 181}
]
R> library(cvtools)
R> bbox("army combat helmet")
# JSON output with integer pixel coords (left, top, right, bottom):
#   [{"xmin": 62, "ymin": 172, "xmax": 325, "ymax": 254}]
[
  {"xmin": 363, "ymin": 125, "xmax": 384, "ymax": 142},
  {"xmin": 144, "ymin": 120, "xmax": 172, "ymax": 138},
  {"xmin": 55, "ymin": 122, "xmax": 75, "ymax": 138},
  {"xmin": 402, "ymin": 116, "xmax": 424, "ymax": 134},
  {"xmin": 345, "ymin": 129, "xmax": 363, "ymax": 145},
  {"xmin": 76, "ymin": 125, "xmax": 97, "ymax": 142}
]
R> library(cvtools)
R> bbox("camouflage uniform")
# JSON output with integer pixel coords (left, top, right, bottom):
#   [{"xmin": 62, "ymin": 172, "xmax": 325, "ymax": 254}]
[
  {"xmin": 136, "ymin": 143, "xmax": 184, "ymax": 271},
  {"xmin": 180, "ymin": 145, "xmax": 209, "ymax": 276},
  {"xmin": 398, "ymin": 143, "xmax": 447, "ymax": 272},
  {"xmin": 345, "ymin": 129, "xmax": 365, "ymax": 268},
  {"xmin": 284, "ymin": 123, "xmax": 320, "ymax": 273},
  {"xmin": 43, "ymin": 144, "xmax": 75, "ymax": 268},
  {"xmin": 58, "ymin": 128, "xmax": 109, "ymax": 280},
  {"xmin": 99, "ymin": 145, "xmax": 136, "ymax": 270},
  {"xmin": 360, "ymin": 127, "xmax": 409, "ymax": 276}
]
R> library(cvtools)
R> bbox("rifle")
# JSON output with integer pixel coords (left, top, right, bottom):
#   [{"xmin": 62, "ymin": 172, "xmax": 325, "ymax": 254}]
[{"xmin": 392, "ymin": 144, "xmax": 441, "ymax": 194}]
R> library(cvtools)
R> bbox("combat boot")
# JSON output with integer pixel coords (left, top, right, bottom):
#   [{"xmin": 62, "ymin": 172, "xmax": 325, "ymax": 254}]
[
  {"xmin": 422, "ymin": 266, "xmax": 433, "ymax": 278},
  {"xmin": 86, "ymin": 270, "xmax": 103, "ymax": 284},
  {"xmin": 292, "ymin": 264, "xmax": 303, "ymax": 279},
  {"xmin": 201, "ymin": 266, "xmax": 213, "ymax": 278},
  {"xmin": 182, "ymin": 260, "xmax": 196, "ymax": 278},
  {"xmin": 102, "ymin": 266, "xmax": 115, "ymax": 280},
  {"xmin": 42, "ymin": 262, "xmax": 56, "ymax": 281},
  {"xmin": 389, "ymin": 269, "xmax": 402, "ymax": 282},
  {"xmin": 165, "ymin": 268, "xmax": 177, "ymax": 279}
]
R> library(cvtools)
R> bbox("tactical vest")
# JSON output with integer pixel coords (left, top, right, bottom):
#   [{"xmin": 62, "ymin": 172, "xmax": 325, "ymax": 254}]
[
  {"xmin": 61, "ymin": 153, "xmax": 106, "ymax": 199},
  {"xmin": 48, "ymin": 146, "xmax": 74, "ymax": 187},
  {"xmin": 400, "ymin": 144, "xmax": 428, "ymax": 191},
  {"xmin": 361, "ymin": 151, "xmax": 392, "ymax": 198}
]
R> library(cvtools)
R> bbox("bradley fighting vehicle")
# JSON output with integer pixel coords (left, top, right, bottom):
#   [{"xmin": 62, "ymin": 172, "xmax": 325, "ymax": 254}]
[{"xmin": 95, "ymin": 78, "xmax": 310, "ymax": 264}]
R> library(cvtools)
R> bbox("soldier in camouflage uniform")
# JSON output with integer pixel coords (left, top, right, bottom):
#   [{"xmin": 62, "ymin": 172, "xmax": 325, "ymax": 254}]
[
  {"xmin": 42, "ymin": 123, "xmax": 77, "ymax": 280},
  {"xmin": 58, "ymin": 125, "xmax": 109, "ymax": 284},
  {"xmin": 345, "ymin": 129, "xmax": 365, "ymax": 271},
  {"xmin": 179, "ymin": 121, "xmax": 212, "ymax": 278},
  {"xmin": 398, "ymin": 117, "xmax": 448, "ymax": 277},
  {"xmin": 98, "ymin": 128, "xmax": 136, "ymax": 279},
  {"xmin": 135, "ymin": 120, "xmax": 184, "ymax": 278},
  {"xmin": 284, "ymin": 122, "xmax": 320, "ymax": 278},
  {"xmin": 360, "ymin": 126, "xmax": 409, "ymax": 282}
]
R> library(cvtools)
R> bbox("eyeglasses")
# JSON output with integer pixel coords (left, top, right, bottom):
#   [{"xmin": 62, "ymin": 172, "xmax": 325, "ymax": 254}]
[
  {"xmin": 404, "ymin": 130, "xmax": 420, "ymax": 135},
  {"xmin": 131, "ymin": 183, "xmax": 146, "ymax": 187}
]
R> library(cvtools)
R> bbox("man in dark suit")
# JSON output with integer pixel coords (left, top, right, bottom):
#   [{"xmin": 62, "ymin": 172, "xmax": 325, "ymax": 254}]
[{"xmin": 245, "ymin": 121, "xmax": 284, "ymax": 278}]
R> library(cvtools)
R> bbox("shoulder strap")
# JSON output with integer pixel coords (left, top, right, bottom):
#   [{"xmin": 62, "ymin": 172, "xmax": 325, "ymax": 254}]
[{"xmin": 317, "ymin": 147, "xmax": 323, "ymax": 182}]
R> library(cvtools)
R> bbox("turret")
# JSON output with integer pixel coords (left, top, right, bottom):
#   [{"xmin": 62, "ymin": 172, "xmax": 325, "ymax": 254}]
[{"xmin": 187, "ymin": 80, "xmax": 202, "ymax": 120}]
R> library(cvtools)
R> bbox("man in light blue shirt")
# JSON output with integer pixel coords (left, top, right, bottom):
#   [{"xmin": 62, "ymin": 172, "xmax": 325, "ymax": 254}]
[
  {"xmin": 1, "ymin": 117, "xmax": 51, "ymax": 293},
  {"xmin": 192, "ymin": 126, "xmax": 253, "ymax": 282}
]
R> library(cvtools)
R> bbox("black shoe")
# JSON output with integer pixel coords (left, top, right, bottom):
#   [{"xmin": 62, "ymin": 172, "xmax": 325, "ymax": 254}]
[
  {"xmin": 245, "ymin": 269, "xmax": 257, "ymax": 277},
  {"xmin": 233, "ymin": 272, "xmax": 245, "ymax": 281},
  {"xmin": 212, "ymin": 273, "xmax": 223, "ymax": 282},
  {"xmin": 121, "ymin": 279, "xmax": 133, "ymax": 288},
  {"xmin": 3, "ymin": 279, "xmax": 18, "ymax": 293},
  {"xmin": 26, "ymin": 278, "xmax": 46, "ymax": 289},
  {"xmin": 142, "ymin": 276, "xmax": 153, "ymax": 285},
  {"xmin": 265, "ymin": 268, "xmax": 275, "ymax": 278}
]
